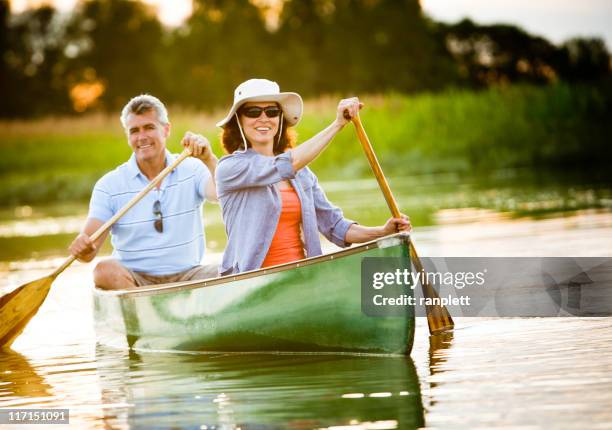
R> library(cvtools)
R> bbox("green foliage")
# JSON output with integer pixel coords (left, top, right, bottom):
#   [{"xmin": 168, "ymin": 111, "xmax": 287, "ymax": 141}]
[
  {"xmin": 306, "ymin": 82, "xmax": 612, "ymax": 178},
  {"xmin": 64, "ymin": 0, "xmax": 166, "ymax": 110},
  {"xmin": 559, "ymin": 38, "xmax": 612, "ymax": 82},
  {"xmin": 0, "ymin": 83, "xmax": 610, "ymax": 207},
  {"xmin": 276, "ymin": 0, "xmax": 458, "ymax": 95},
  {"xmin": 0, "ymin": 3, "xmax": 73, "ymax": 117},
  {"xmin": 2, "ymin": 1, "xmax": 610, "ymax": 118},
  {"xmin": 439, "ymin": 19, "xmax": 561, "ymax": 86}
]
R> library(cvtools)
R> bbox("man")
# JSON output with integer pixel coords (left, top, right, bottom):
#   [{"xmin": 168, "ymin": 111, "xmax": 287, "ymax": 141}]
[{"xmin": 69, "ymin": 94, "xmax": 218, "ymax": 289}]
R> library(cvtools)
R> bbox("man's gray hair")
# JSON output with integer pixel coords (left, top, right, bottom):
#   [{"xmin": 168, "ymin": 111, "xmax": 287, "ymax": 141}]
[{"xmin": 120, "ymin": 94, "xmax": 169, "ymax": 129}]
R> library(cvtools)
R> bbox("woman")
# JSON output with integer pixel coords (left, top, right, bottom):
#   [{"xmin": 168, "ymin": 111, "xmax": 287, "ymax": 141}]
[{"xmin": 215, "ymin": 78, "xmax": 410, "ymax": 275}]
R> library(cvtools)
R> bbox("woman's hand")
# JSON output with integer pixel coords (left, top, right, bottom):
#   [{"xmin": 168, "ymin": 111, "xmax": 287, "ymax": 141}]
[
  {"xmin": 381, "ymin": 213, "xmax": 412, "ymax": 235},
  {"xmin": 290, "ymin": 97, "xmax": 363, "ymax": 171},
  {"xmin": 335, "ymin": 97, "xmax": 363, "ymax": 126},
  {"xmin": 344, "ymin": 214, "xmax": 411, "ymax": 244}
]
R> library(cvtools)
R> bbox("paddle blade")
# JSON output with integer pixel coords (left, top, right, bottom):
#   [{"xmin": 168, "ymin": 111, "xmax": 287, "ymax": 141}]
[
  {"xmin": 0, "ymin": 276, "xmax": 54, "ymax": 348},
  {"xmin": 421, "ymin": 280, "xmax": 455, "ymax": 334},
  {"xmin": 427, "ymin": 305, "xmax": 455, "ymax": 335}
]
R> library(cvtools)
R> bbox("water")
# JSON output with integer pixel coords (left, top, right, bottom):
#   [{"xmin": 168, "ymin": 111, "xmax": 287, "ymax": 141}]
[{"xmin": 1, "ymin": 176, "xmax": 612, "ymax": 429}]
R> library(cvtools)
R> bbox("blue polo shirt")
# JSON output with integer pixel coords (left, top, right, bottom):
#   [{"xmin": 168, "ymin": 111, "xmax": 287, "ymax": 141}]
[{"xmin": 88, "ymin": 150, "xmax": 210, "ymax": 275}]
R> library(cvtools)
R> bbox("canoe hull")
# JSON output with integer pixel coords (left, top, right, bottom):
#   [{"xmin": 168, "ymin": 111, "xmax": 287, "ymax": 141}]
[{"xmin": 94, "ymin": 234, "xmax": 415, "ymax": 355}]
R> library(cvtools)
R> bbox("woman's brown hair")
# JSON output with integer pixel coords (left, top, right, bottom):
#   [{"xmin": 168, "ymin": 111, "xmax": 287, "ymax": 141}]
[{"xmin": 221, "ymin": 108, "xmax": 297, "ymax": 155}]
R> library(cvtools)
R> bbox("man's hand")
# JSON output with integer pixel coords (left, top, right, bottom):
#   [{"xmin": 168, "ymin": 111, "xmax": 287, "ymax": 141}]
[
  {"xmin": 181, "ymin": 131, "xmax": 215, "ymax": 163},
  {"xmin": 180, "ymin": 131, "xmax": 219, "ymax": 202},
  {"xmin": 69, "ymin": 232, "xmax": 97, "ymax": 262}
]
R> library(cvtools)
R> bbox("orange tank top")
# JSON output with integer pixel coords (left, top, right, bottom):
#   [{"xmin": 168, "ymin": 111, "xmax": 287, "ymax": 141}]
[{"xmin": 262, "ymin": 186, "xmax": 305, "ymax": 267}]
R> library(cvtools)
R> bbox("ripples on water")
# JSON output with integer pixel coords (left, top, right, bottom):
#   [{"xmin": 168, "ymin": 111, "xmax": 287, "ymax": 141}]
[
  {"xmin": 1, "ymin": 211, "xmax": 612, "ymax": 428},
  {"xmin": 3, "ymin": 316, "xmax": 612, "ymax": 429}
]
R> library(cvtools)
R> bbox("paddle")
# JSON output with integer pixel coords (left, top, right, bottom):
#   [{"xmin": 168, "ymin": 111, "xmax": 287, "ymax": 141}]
[
  {"xmin": 347, "ymin": 112, "xmax": 454, "ymax": 334},
  {"xmin": 0, "ymin": 148, "xmax": 193, "ymax": 348}
]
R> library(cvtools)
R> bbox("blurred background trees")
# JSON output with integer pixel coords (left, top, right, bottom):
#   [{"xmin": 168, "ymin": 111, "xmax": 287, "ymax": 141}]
[
  {"xmin": 0, "ymin": 0, "xmax": 610, "ymax": 117},
  {"xmin": 62, "ymin": 0, "xmax": 165, "ymax": 110}
]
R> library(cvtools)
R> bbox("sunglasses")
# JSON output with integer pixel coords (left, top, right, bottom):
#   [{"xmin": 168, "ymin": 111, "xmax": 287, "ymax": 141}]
[
  {"xmin": 239, "ymin": 105, "xmax": 282, "ymax": 119},
  {"xmin": 153, "ymin": 200, "xmax": 163, "ymax": 233}
]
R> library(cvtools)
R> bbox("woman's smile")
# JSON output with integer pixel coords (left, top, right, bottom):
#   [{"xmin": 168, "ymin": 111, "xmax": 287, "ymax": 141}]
[{"xmin": 240, "ymin": 101, "xmax": 280, "ymax": 147}]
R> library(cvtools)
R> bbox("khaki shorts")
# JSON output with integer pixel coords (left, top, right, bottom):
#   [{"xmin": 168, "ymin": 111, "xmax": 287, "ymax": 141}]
[{"xmin": 128, "ymin": 264, "xmax": 219, "ymax": 287}]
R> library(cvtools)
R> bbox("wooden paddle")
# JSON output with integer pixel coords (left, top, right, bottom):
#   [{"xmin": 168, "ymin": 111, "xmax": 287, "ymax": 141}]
[
  {"xmin": 0, "ymin": 148, "xmax": 192, "ymax": 348},
  {"xmin": 348, "ymin": 112, "xmax": 454, "ymax": 334}
]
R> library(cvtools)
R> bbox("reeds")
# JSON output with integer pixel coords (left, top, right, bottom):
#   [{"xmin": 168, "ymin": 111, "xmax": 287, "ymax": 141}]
[{"xmin": 1, "ymin": 82, "xmax": 610, "ymax": 206}]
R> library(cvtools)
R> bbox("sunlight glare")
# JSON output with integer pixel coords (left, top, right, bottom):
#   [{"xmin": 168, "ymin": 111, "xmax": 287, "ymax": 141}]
[{"xmin": 9, "ymin": 0, "xmax": 193, "ymax": 27}]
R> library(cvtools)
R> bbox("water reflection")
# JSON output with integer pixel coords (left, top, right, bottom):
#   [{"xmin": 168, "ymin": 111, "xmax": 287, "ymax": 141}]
[
  {"xmin": 424, "ymin": 332, "xmax": 454, "ymax": 410},
  {"xmin": 0, "ymin": 168, "xmax": 610, "ymax": 263},
  {"xmin": 0, "ymin": 185, "xmax": 611, "ymax": 428},
  {"xmin": 95, "ymin": 346, "xmax": 425, "ymax": 429},
  {"xmin": 428, "ymin": 332, "xmax": 454, "ymax": 376},
  {"xmin": 0, "ymin": 349, "xmax": 52, "ymax": 400}
]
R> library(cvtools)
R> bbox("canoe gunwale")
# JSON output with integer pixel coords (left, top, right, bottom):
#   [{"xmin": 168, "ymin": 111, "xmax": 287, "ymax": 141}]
[
  {"xmin": 94, "ymin": 232, "xmax": 410, "ymax": 299},
  {"xmin": 126, "ymin": 347, "xmax": 412, "ymax": 358}
]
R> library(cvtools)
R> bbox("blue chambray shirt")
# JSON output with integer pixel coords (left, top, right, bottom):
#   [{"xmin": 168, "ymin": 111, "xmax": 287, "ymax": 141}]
[
  {"xmin": 88, "ymin": 150, "xmax": 210, "ymax": 275},
  {"xmin": 216, "ymin": 149, "xmax": 355, "ymax": 275}
]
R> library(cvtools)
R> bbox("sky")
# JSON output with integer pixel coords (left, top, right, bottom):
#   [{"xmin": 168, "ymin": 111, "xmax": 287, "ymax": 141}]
[
  {"xmin": 9, "ymin": 0, "xmax": 193, "ymax": 26},
  {"xmin": 9, "ymin": 0, "xmax": 612, "ymax": 49},
  {"xmin": 421, "ymin": 0, "xmax": 612, "ymax": 48}
]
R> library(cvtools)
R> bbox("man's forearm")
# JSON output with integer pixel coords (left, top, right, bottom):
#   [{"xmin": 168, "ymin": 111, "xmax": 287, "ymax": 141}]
[
  {"xmin": 203, "ymin": 155, "xmax": 219, "ymax": 202},
  {"xmin": 203, "ymin": 155, "xmax": 218, "ymax": 175}
]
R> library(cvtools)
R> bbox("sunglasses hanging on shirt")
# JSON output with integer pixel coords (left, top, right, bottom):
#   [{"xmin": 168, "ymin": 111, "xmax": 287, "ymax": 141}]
[{"xmin": 153, "ymin": 200, "xmax": 163, "ymax": 233}]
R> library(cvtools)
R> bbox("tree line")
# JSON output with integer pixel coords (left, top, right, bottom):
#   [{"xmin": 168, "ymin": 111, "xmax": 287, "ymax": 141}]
[{"xmin": 0, "ymin": 0, "xmax": 610, "ymax": 118}]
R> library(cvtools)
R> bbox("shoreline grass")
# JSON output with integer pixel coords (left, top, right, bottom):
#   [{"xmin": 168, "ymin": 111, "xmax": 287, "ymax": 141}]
[{"xmin": 1, "ymin": 82, "xmax": 610, "ymax": 207}]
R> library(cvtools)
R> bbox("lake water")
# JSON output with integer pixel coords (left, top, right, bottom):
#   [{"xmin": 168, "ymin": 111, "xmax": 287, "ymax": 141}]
[{"xmin": 1, "ymin": 175, "xmax": 612, "ymax": 429}]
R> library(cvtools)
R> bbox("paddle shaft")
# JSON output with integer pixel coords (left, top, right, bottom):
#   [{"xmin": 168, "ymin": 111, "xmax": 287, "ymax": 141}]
[
  {"xmin": 51, "ymin": 148, "xmax": 192, "ymax": 279},
  {"xmin": 349, "ymin": 114, "xmax": 454, "ymax": 334}
]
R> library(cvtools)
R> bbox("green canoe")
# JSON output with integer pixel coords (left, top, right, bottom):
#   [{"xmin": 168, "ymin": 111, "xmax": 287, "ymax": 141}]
[{"xmin": 93, "ymin": 233, "xmax": 415, "ymax": 354}]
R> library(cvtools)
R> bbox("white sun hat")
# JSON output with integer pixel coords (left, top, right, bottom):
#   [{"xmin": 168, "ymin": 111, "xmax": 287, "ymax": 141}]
[{"xmin": 215, "ymin": 78, "xmax": 303, "ymax": 128}]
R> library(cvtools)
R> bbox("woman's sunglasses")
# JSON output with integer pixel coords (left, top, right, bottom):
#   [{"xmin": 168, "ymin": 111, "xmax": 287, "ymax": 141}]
[
  {"xmin": 239, "ymin": 106, "xmax": 282, "ymax": 119},
  {"xmin": 153, "ymin": 200, "xmax": 163, "ymax": 233}
]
